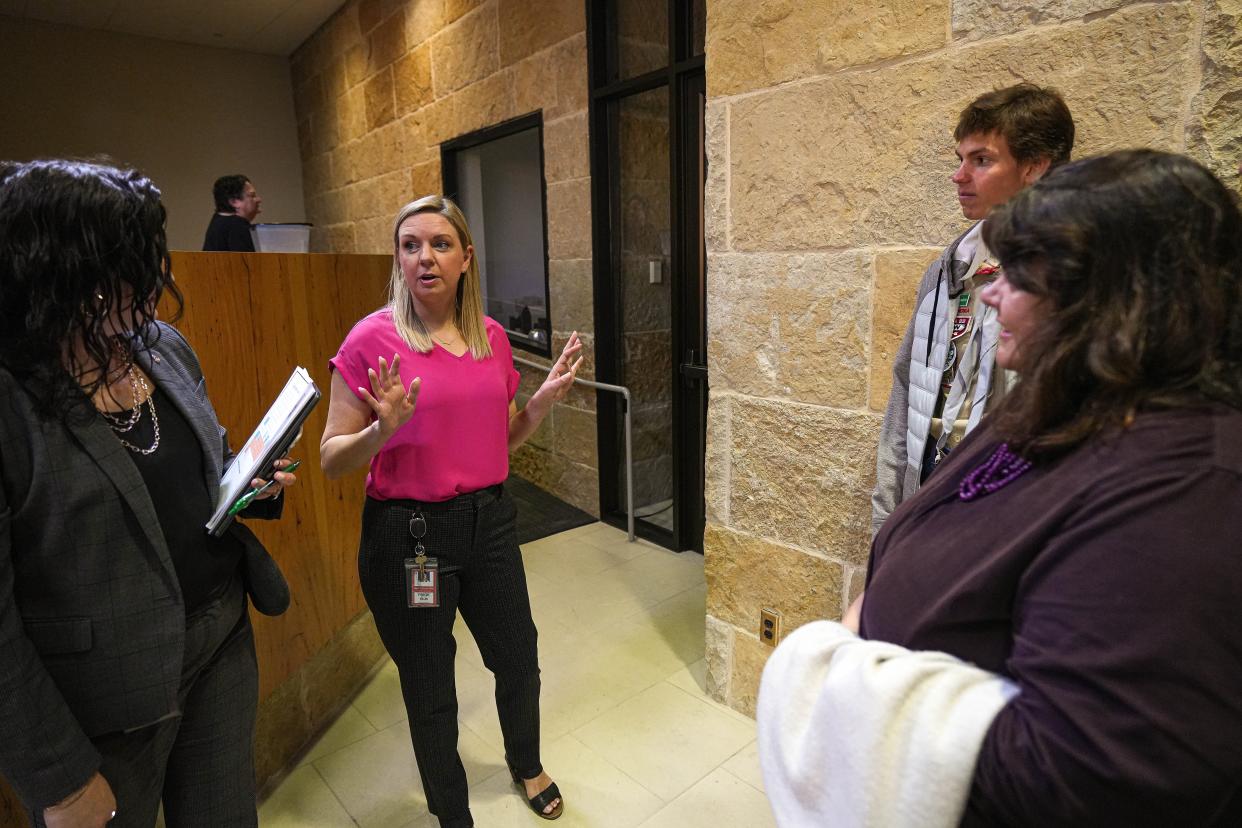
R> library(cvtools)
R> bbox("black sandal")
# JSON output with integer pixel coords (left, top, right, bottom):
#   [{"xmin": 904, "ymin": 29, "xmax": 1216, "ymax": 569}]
[{"xmin": 507, "ymin": 762, "xmax": 564, "ymax": 820}]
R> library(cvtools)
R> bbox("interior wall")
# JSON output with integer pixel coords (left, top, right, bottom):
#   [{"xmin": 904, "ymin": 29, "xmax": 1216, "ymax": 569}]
[
  {"xmin": 0, "ymin": 16, "xmax": 306, "ymax": 251},
  {"xmin": 702, "ymin": 0, "xmax": 1241, "ymax": 716}
]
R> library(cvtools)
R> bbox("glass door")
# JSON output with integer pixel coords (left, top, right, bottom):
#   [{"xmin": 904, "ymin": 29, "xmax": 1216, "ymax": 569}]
[{"xmin": 587, "ymin": 0, "xmax": 706, "ymax": 551}]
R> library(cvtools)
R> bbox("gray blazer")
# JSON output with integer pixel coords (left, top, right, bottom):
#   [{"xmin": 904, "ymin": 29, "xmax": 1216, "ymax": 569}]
[{"xmin": 0, "ymin": 322, "xmax": 289, "ymax": 810}]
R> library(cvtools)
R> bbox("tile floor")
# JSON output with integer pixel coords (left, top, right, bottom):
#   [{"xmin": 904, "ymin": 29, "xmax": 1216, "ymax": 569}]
[{"xmin": 258, "ymin": 522, "xmax": 775, "ymax": 828}]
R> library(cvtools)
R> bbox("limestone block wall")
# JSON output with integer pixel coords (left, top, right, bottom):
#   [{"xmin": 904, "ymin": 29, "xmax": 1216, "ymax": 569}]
[
  {"xmin": 702, "ymin": 0, "xmax": 1241, "ymax": 715},
  {"xmin": 289, "ymin": 0, "xmax": 600, "ymax": 514}
]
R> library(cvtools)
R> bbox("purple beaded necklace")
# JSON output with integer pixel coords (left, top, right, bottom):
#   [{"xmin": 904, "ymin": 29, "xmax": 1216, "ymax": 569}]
[{"xmin": 958, "ymin": 442, "xmax": 1033, "ymax": 501}]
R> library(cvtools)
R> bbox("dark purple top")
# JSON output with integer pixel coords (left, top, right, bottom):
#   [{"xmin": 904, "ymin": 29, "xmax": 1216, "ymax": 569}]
[{"xmin": 863, "ymin": 404, "xmax": 1242, "ymax": 827}]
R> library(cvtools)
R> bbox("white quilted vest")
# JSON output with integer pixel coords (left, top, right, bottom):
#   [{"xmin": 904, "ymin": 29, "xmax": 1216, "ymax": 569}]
[{"xmin": 905, "ymin": 243, "xmax": 1003, "ymax": 481}]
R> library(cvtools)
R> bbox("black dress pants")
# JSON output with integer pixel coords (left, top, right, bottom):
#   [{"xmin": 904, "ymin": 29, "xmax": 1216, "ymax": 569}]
[
  {"xmin": 360, "ymin": 486, "xmax": 542, "ymax": 828},
  {"xmin": 32, "ymin": 577, "xmax": 259, "ymax": 828}
]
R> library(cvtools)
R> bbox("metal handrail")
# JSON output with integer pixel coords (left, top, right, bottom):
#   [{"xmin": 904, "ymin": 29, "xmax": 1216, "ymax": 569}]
[{"xmin": 512, "ymin": 354, "xmax": 634, "ymax": 542}]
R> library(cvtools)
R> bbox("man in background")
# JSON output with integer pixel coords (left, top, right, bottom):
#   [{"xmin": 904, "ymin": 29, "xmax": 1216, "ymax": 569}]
[
  {"xmin": 871, "ymin": 84, "xmax": 1075, "ymax": 536},
  {"xmin": 203, "ymin": 174, "xmax": 261, "ymax": 251}
]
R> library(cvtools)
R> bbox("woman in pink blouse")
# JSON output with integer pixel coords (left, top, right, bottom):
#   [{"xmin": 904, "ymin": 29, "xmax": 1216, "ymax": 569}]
[{"xmin": 321, "ymin": 195, "xmax": 581, "ymax": 827}]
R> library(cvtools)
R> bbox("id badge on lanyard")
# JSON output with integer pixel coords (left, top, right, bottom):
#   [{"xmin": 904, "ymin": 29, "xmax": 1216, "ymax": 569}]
[{"xmin": 404, "ymin": 512, "xmax": 439, "ymax": 608}]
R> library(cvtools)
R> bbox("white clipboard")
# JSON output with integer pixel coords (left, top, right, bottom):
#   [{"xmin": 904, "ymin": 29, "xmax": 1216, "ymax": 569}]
[{"xmin": 206, "ymin": 367, "xmax": 320, "ymax": 536}]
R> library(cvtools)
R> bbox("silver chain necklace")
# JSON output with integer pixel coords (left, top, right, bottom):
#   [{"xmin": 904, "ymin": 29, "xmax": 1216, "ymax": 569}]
[{"xmin": 101, "ymin": 367, "xmax": 161, "ymax": 455}]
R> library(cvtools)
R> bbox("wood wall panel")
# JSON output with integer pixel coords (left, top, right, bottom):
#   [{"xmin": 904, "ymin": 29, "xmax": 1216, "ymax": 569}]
[
  {"xmin": 166, "ymin": 253, "xmax": 265, "ymax": 440},
  {"xmin": 165, "ymin": 252, "xmax": 390, "ymax": 698},
  {"xmin": 246, "ymin": 256, "xmax": 337, "ymax": 683}
]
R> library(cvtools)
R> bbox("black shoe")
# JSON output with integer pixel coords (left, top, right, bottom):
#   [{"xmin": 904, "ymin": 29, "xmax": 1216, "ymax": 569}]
[{"xmin": 507, "ymin": 762, "xmax": 563, "ymax": 820}]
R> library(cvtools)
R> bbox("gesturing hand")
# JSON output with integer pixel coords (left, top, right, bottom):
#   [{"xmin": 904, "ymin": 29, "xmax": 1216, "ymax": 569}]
[
  {"xmin": 360, "ymin": 353, "xmax": 421, "ymax": 439},
  {"xmin": 528, "ymin": 332, "xmax": 584, "ymax": 418}
]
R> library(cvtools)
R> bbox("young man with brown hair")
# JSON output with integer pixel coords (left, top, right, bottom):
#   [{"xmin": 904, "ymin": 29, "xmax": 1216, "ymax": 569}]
[{"xmin": 871, "ymin": 84, "xmax": 1075, "ymax": 535}]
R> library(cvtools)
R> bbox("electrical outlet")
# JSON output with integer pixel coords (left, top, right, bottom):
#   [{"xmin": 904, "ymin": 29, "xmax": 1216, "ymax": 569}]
[{"xmin": 760, "ymin": 608, "xmax": 782, "ymax": 647}]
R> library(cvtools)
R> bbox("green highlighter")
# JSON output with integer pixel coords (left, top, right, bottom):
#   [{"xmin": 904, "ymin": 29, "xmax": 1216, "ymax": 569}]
[{"xmin": 227, "ymin": 460, "xmax": 301, "ymax": 517}]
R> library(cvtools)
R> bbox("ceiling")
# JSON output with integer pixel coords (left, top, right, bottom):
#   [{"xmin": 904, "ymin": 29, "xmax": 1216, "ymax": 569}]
[{"xmin": 0, "ymin": 0, "xmax": 348, "ymax": 56}]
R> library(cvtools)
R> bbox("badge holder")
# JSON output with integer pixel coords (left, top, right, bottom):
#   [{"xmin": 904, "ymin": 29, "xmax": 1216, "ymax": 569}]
[{"xmin": 404, "ymin": 513, "xmax": 439, "ymax": 608}]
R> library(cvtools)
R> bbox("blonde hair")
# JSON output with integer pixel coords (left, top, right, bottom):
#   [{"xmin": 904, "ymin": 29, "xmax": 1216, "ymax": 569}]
[{"xmin": 387, "ymin": 194, "xmax": 492, "ymax": 359}]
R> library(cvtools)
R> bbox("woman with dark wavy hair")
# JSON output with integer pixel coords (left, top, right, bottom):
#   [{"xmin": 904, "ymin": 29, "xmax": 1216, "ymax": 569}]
[
  {"xmin": 757, "ymin": 150, "xmax": 1242, "ymax": 827},
  {"xmin": 0, "ymin": 159, "xmax": 297, "ymax": 828}
]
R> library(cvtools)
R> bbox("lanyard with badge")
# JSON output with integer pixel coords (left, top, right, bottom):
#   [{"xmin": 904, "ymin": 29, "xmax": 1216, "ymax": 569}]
[
  {"xmin": 404, "ymin": 513, "xmax": 439, "ymax": 608},
  {"xmin": 934, "ymin": 263, "xmax": 1000, "ymax": 466}
]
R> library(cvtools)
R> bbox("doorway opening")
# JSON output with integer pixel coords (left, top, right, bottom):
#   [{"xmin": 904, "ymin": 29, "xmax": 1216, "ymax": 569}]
[{"xmin": 586, "ymin": 0, "xmax": 707, "ymax": 552}]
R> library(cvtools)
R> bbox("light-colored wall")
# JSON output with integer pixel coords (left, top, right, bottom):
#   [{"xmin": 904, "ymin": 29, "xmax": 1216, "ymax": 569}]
[
  {"xmin": 290, "ymin": 0, "xmax": 598, "ymax": 515},
  {"xmin": 702, "ymin": 0, "xmax": 1242, "ymax": 716},
  {"xmin": 0, "ymin": 17, "xmax": 306, "ymax": 251}
]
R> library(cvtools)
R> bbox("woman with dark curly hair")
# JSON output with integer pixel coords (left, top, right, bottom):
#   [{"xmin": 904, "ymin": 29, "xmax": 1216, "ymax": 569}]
[
  {"xmin": 758, "ymin": 150, "xmax": 1242, "ymax": 827},
  {"xmin": 0, "ymin": 159, "xmax": 297, "ymax": 828}
]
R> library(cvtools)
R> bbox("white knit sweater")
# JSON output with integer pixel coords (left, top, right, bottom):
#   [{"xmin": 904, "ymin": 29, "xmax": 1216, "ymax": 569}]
[{"xmin": 756, "ymin": 621, "xmax": 1019, "ymax": 828}]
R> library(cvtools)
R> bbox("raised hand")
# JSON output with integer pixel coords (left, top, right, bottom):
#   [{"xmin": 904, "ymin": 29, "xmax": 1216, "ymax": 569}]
[
  {"xmin": 528, "ymin": 332, "xmax": 583, "ymax": 417},
  {"xmin": 360, "ymin": 353, "xmax": 421, "ymax": 438}
]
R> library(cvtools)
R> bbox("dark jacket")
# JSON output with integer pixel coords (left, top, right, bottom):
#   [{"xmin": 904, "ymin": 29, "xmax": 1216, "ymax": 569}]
[
  {"xmin": 202, "ymin": 212, "xmax": 255, "ymax": 252},
  {"xmin": 0, "ymin": 322, "xmax": 288, "ymax": 809}
]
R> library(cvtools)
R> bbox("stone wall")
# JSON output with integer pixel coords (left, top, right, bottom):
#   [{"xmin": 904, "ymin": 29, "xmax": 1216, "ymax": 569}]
[
  {"xmin": 289, "ymin": 0, "xmax": 599, "ymax": 514},
  {"xmin": 702, "ymin": 0, "xmax": 1241, "ymax": 715}
]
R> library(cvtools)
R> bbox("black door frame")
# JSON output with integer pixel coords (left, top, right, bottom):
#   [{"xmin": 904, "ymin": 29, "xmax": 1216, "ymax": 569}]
[
  {"xmin": 440, "ymin": 112, "xmax": 553, "ymax": 359},
  {"xmin": 586, "ymin": 0, "xmax": 707, "ymax": 551},
  {"xmin": 673, "ymin": 69, "xmax": 708, "ymax": 555}
]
